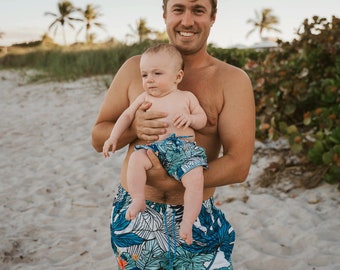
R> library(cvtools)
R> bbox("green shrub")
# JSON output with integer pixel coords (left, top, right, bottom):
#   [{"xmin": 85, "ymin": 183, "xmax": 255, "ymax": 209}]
[
  {"xmin": 207, "ymin": 44, "xmax": 267, "ymax": 68},
  {"xmin": 247, "ymin": 16, "xmax": 340, "ymax": 185}
]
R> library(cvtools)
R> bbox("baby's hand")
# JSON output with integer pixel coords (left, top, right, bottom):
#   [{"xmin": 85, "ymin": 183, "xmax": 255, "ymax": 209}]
[
  {"xmin": 103, "ymin": 140, "xmax": 116, "ymax": 158},
  {"xmin": 173, "ymin": 113, "xmax": 191, "ymax": 128}
]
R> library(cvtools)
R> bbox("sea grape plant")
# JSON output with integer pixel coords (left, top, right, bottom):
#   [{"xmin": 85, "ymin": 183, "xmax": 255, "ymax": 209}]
[{"xmin": 246, "ymin": 16, "xmax": 340, "ymax": 185}]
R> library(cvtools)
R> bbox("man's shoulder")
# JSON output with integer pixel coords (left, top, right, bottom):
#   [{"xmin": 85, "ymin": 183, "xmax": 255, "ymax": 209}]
[
  {"xmin": 116, "ymin": 55, "xmax": 142, "ymax": 82},
  {"xmin": 122, "ymin": 55, "xmax": 142, "ymax": 69},
  {"xmin": 212, "ymin": 57, "xmax": 250, "ymax": 81},
  {"xmin": 211, "ymin": 56, "xmax": 241, "ymax": 72}
]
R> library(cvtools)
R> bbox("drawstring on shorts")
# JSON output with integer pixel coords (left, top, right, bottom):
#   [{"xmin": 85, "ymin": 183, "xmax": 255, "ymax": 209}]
[{"xmin": 164, "ymin": 209, "xmax": 177, "ymax": 270}]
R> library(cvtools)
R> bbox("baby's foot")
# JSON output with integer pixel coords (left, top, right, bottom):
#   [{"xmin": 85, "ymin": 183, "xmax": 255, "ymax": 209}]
[
  {"xmin": 179, "ymin": 220, "xmax": 193, "ymax": 245},
  {"xmin": 125, "ymin": 198, "xmax": 146, "ymax": 220}
]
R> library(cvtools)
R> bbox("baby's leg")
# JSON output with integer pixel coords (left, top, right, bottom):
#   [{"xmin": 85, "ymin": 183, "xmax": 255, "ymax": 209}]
[
  {"xmin": 126, "ymin": 149, "xmax": 152, "ymax": 220},
  {"xmin": 180, "ymin": 166, "xmax": 204, "ymax": 245}
]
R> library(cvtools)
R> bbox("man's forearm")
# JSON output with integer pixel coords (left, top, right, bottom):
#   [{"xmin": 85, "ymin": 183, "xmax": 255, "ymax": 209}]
[{"xmin": 203, "ymin": 154, "xmax": 251, "ymax": 188}]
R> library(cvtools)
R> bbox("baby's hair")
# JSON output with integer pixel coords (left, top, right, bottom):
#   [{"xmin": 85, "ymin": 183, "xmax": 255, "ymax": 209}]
[{"xmin": 142, "ymin": 43, "xmax": 184, "ymax": 70}]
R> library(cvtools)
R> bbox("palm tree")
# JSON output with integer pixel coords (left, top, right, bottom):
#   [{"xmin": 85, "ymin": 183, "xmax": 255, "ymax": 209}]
[
  {"xmin": 0, "ymin": 32, "xmax": 4, "ymax": 39},
  {"xmin": 76, "ymin": 4, "xmax": 105, "ymax": 44},
  {"xmin": 153, "ymin": 30, "xmax": 168, "ymax": 41},
  {"xmin": 246, "ymin": 8, "xmax": 281, "ymax": 40},
  {"xmin": 45, "ymin": 0, "xmax": 81, "ymax": 45},
  {"xmin": 127, "ymin": 18, "xmax": 153, "ymax": 43}
]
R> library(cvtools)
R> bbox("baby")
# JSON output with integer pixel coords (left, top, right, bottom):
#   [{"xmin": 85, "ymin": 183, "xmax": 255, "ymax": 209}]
[{"xmin": 103, "ymin": 43, "xmax": 207, "ymax": 245}]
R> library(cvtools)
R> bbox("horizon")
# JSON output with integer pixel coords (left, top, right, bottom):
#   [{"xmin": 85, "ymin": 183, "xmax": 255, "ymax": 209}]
[{"xmin": 0, "ymin": 0, "xmax": 338, "ymax": 48}]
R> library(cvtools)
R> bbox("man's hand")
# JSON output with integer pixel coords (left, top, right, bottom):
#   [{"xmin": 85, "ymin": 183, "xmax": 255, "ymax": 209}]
[
  {"xmin": 145, "ymin": 149, "xmax": 168, "ymax": 187},
  {"xmin": 132, "ymin": 102, "xmax": 168, "ymax": 142}
]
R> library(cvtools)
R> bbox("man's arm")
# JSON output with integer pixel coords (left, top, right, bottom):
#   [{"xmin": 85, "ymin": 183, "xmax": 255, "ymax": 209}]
[
  {"xmin": 204, "ymin": 68, "xmax": 255, "ymax": 187},
  {"xmin": 92, "ymin": 56, "xmax": 141, "ymax": 152}
]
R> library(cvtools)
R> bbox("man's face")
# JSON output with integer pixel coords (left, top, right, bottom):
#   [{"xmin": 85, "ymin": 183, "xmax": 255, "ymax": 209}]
[{"xmin": 163, "ymin": 0, "xmax": 216, "ymax": 55}]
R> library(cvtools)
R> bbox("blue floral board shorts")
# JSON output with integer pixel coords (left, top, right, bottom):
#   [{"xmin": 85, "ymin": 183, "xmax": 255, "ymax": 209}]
[
  {"xmin": 110, "ymin": 185, "xmax": 235, "ymax": 270},
  {"xmin": 135, "ymin": 133, "xmax": 208, "ymax": 181}
]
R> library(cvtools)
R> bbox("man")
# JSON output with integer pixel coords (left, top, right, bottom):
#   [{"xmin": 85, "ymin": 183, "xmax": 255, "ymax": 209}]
[{"xmin": 92, "ymin": 0, "xmax": 255, "ymax": 269}]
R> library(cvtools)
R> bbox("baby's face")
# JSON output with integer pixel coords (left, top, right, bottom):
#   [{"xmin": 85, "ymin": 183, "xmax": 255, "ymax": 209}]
[{"xmin": 140, "ymin": 51, "xmax": 182, "ymax": 97}]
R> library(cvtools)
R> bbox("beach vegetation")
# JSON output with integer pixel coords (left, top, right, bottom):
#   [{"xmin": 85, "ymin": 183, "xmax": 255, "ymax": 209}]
[
  {"xmin": 246, "ymin": 8, "xmax": 281, "ymax": 41},
  {"xmin": 45, "ymin": 0, "xmax": 82, "ymax": 45},
  {"xmin": 127, "ymin": 18, "xmax": 154, "ymax": 44},
  {"xmin": 246, "ymin": 15, "xmax": 340, "ymax": 186},
  {"xmin": 0, "ymin": 39, "xmax": 159, "ymax": 81},
  {"xmin": 76, "ymin": 4, "xmax": 105, "ymax": 44}
]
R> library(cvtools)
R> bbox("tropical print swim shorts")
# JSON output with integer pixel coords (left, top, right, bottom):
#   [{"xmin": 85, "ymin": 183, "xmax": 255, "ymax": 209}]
[
  {"xmin": 110, "ymin": 185, "xmax": 235, "ymax": 270},
  {"xmin": 135, "ymin": 133, "xmax": 208, "ymax": 181}
]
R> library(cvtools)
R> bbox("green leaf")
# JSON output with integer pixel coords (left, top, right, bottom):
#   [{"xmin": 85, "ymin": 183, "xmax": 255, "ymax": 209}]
[
  {"xmin": 278, "ymin": 121, "xmax": 288, "ymax": 133},
  {"xmin": 291, "ymin": 143, "xmax": 303, "ymax": 153},
  {"xmin": 284, "ymin": 104, "xmax": 296, "ymax": 115},
  {"xmin": 287, "ymin": 125, "xmax": 298, "ymax": 134},
  {"xmin": 322, "ymin": 151, "xmax": 333, "ymax": 165},
  {"xmin": 315, "ymin": 131, "xmax": 324, "ymax": 140},
  {"xmin": 308, "ymin": 140, "xmax": 325, "ymax": 164},
  {"xmin": 303, "ymin": 116, "xmax": 312, "ymax": 126}
]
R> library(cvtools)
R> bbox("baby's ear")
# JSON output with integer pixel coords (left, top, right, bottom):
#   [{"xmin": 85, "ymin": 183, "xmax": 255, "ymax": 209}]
[{"xmin": 176, "ymin": 69, "xmax": 184, "ymax": 83}]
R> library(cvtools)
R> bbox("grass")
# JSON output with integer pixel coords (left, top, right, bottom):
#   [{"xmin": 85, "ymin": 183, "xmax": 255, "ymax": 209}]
[{"xmin": 0, "ymin": 41, "xmax": 156, "ymax": 81}]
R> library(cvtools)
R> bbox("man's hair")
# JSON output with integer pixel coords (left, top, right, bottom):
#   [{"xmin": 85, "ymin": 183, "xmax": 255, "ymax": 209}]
[
  {"xmin": 162, "ymin": 0, "xmax": 217, "ymax": 18},
  {"xmin": 143, "ymin": 43, "xmax": 184, "ymax": 70}
]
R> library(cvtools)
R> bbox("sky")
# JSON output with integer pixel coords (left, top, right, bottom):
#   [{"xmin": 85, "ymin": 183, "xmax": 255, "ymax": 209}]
[{"xmin": 1, "ymin": 0, "xmax": 339, "ymax": 48}]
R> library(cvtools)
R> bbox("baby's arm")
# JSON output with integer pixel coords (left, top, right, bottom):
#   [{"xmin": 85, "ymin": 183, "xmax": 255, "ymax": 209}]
[
  {"xmin": 173, "ymin": 92, "xmax": 207, "ymax": 130},
  {"xmin": 103, "ymin": 93, "xmax": 146, "ymax": 157}
]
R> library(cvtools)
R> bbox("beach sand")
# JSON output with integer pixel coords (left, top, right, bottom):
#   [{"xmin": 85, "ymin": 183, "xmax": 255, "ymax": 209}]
[{"xmin": 1, "ymin": 70, "xmax": 339, "ymax": 270}]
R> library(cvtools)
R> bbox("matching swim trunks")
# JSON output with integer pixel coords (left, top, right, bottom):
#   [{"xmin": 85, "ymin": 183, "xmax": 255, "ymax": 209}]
[
  {"xmin": 135, "ymin": 133, "xmax": 208, "ymax": 180},
  {"xmin": 110, "ymin": 185, "xmax": 235, "ymax": 270}
]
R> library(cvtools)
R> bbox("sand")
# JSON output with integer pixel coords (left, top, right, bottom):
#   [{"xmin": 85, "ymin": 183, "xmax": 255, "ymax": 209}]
[{"xmin": 1, "ymin": 70, "xmax": 339, "ymax": 270}]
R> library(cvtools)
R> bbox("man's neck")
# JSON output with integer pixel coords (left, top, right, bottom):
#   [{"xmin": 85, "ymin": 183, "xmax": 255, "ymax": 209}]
[{"xmin": 182, "ymin": 50, "xmax": 211, "ymax": 70}]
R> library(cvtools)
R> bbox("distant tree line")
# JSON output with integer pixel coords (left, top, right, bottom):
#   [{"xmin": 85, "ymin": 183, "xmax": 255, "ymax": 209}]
[
  {"xmin": 44, "ymin": 0, "xmax": 167, "ymax": 46},
  {"xmin": 44, "ymin": 1, "xmax": 105, "ymax": 45}
]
